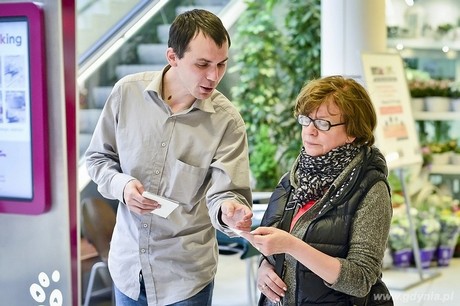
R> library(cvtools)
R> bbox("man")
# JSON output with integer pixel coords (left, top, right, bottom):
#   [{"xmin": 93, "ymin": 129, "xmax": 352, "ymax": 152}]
[{"xmin": 85, "ymin": 9, "xmax": 253, "ymax": 306}]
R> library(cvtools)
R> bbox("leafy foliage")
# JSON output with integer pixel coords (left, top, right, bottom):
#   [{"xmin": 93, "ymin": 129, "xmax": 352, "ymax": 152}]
[
  {"xmin": 230, "ymin": 0, "xmax": 321, "ymax": 190},
  {"xmin": 275, "ymin": 0, "xmax": 321, "ymax": 170},
  {"xmin": 250, "ymin": 124, "xmax": 280, "ymax": 190}
]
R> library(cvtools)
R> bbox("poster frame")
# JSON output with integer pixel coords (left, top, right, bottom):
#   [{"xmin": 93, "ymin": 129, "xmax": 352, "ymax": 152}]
[{"xmin": 0, "ymin": 2, "xmax": 50, "ymax": 215}]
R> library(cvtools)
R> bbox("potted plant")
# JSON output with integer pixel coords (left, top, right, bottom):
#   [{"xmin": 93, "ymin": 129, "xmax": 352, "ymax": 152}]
[
  {"xmin": 451, "ymin": 145, "xmax": 460, "ymax": 165},
  {"xmin": 437, "ymin": 211, "xmax": 460, "ymax": 266},
  {"xmin": 416, "ymin": 211, "xmax": 441, "ymax": 268},
  {"xmin": 388, "ymin": 210, "xmax": 413, "ymax": 267},
  {"xmin": 424, "ymin": 79, "xmax": 451, "ymax": 112},
  {"xmin": 449, "ymin": 81, "xmax": 460, "ymax": 111},
  {"xmin": 408, "ymin": 79, "xmax": 428, "ymax": 112},
  {"xmin": 428, "ymin": 141, "xmax": 453, "ymax": 165},
  {"xmin": 444, "ymin": 139, "xmax": 459, "ymax": 165}
]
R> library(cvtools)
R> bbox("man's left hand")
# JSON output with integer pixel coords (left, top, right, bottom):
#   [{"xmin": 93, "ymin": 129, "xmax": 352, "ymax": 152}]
[{"xmin": 220, "ymin": 200, "xmax": 253, "ymax": 231}]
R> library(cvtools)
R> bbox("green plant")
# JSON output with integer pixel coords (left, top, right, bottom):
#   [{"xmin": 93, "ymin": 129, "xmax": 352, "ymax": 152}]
[
  {"xmin": 389, "ymin": 213, "xmax": 412, "ymax": 251},
  {"xmin": 438, "ymin": 213, "xmax": 460, "ymax": 247},
  {"xmin": 425, "ymin": 79, "xmax": 450, "ymax": 97},
  {"xmin": 250, "ymin": 124, "xmax": 280, "ymax": 190},
  {"xmin": 429, "ymin": 121, "xmax": 451, "ymax": 143},
  {"xmin": 436, "ymin": 23, "xmax": 454, "ymax": 36},
  {"xmin": 274, "ymin": 0, "xmax": 321, "ymax": 170},
  {"xmin": 229, "ymin": 0, "xmax": 285, "ymax": 190},
  {"xmin": 420, "ymin": 144, "xmax": 433, "ymax": 168},
  {"xmin": 408, "ymin": 80, "xmax": 428, "ymax": 98},
  {"xmin": 449, "ymin": 81, "xmax": 460, "ymax": 99},
  {"xmin": 428, "ymin": 139, "xmax": 456, "ymax": 154},
  {"xmin": 230, "ymin": 0, "xmax": 321, "ymax": 190},
  {"xmin": 428, "ymin": 142, "xmax": 449, "ymax": 154},
  {"xmin": 416, "ymin": 212, "xmax": 441, "ymax": 249}
]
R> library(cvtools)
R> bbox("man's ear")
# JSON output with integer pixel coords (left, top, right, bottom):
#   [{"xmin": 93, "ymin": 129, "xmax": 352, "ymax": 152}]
[{"xmin": 166, "ymin": 47, "xmax": 178, "ymax": 66}]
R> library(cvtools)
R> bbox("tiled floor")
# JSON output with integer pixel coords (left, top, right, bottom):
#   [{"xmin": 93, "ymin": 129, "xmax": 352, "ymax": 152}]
[
  {"xmin": 213, "ymin": 255, "xmax": 460, "ymax": 306},
  {"xmin": 84, "ymin": 252, "xmax": 460, "ymax": 305}
]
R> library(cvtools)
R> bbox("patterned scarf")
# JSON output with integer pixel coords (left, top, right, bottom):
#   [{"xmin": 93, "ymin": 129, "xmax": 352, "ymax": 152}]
[{"xmin": 292, "ymin": 143, "xmax": 362, "ymax": 207}]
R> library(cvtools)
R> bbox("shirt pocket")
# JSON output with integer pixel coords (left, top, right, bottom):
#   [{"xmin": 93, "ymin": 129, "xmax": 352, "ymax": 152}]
[{"xmin": 165, "ymin": 159, "xmax": 208, "ymax": 207}]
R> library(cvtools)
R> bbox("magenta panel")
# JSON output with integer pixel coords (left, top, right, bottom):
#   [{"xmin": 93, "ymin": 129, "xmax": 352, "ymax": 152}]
[{"xmin": 0, "ymin": 2, "xmax": 50, "ymax": 214}]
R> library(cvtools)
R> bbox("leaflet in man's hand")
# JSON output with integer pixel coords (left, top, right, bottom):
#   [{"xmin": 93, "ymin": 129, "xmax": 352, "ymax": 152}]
[{"xmin": 142, "ymin": 191, "xmax": 179, "ymax": 218}]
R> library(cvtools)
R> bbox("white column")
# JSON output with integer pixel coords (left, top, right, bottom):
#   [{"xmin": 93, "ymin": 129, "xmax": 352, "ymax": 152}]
[{"xmin": 321, "ymin": 0, "xmax": 387, "ymax": 79}]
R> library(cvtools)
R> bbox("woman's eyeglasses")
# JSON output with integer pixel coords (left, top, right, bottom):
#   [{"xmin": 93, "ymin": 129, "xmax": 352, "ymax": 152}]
[{"xmin": 297, "ymin": 115, "xmax": 345, "ymax": 131}]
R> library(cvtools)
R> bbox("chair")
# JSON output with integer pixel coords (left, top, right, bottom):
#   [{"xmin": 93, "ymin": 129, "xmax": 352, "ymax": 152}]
[{"xmin": 81, "ymin": 197, "xmax": 116, "ymax": 306}]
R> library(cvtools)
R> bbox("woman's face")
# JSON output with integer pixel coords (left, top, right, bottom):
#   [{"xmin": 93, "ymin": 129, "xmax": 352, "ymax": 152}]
[{"xmin": 301, "ymin": 99, "xmax": 355, "ymax": 157}]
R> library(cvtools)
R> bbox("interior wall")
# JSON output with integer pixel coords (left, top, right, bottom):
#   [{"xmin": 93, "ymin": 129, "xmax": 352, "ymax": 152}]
[
  {"xmin": 0, "ymin": 0, "xmax": 77, "ymax": 305},
  {"xmin": 321, "ymin": 0, "xmax": 387, "ymax": 78}
]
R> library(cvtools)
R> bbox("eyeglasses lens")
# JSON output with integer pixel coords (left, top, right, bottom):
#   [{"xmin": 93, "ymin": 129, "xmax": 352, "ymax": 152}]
[{"xmin": 298, "ymin": 115, "xmax": 330, "ymax": 131}]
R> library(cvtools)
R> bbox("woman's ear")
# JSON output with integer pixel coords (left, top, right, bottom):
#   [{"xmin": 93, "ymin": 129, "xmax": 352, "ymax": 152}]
[{"xmin": 346, "ymin": 136, "xmax": 356, "ymax": 144}]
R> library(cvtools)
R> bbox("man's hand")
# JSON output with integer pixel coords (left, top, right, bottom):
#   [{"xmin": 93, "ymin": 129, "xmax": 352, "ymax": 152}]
[
  {"xmin": 220, "ymin": 200, "xmax": 253, "ymax": 231},
  {"xmin": 123, "ymin": 179, "xmax": 161, "ymax": 214}
]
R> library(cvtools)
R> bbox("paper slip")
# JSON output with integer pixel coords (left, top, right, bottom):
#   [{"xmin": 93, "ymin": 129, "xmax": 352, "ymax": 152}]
[
  {"xmin": 231, "ymin": 228, "xmax": 243, "ymax": 236},
  {"xmin": 230, "ymin": 227, "xmax": 252, "ymax": 238},
  {"xmin": 142, "ymin": 191, "xmax": 179, "ymax": 218}
]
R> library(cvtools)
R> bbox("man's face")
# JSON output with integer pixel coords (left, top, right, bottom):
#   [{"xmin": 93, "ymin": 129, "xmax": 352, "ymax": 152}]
[{"xmin": 169, "ymin": 31, "xmax": 229, "ymax": 100}]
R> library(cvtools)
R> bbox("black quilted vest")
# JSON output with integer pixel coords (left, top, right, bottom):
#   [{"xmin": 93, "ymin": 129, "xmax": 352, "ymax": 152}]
[{"xmin": 260, "ymin": 146, "xmax": 393, "ymax": 306}]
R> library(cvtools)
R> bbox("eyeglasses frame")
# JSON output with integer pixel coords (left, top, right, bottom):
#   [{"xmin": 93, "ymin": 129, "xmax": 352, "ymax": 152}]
[{"xmin": 297, "ymin": 114, "xmax": 345, "ymax": 131}]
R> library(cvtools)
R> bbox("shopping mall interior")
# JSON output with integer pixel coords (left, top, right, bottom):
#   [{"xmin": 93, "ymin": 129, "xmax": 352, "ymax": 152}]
[{"xmin": 1, "ymin": 0, "xmax": 460, "ymax": 305}]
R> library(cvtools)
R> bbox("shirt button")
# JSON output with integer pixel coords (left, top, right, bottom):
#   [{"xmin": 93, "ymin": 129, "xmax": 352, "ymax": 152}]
[
  {"xmin": 143, "ymin": 223, "xmax": 148, "ymax": 228},
  {"xmin": 161, "ymin": 142, "xmax": 166, "ymax": 147},
  {"xmin": 141, "ymin": 248, "xmax": 146, "ymax": 253},
  {"xmin": 155, "ymin": 169, "xmax": 160, "ymax": 175}
]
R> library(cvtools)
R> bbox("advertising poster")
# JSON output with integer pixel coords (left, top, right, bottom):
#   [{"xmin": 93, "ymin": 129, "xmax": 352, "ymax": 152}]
[
  {"xmin": 361, "ymin": 52, "xmax": 422, "ymax": 170},
  {"xmin": 0, "ymin": 17, "xmax": 33, "ymax": 200}
]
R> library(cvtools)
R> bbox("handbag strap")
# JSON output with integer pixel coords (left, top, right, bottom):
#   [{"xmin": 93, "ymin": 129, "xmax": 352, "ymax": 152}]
[{"xmin": 274, "ymin": 185, "xmax": 295, "ymax": 277}]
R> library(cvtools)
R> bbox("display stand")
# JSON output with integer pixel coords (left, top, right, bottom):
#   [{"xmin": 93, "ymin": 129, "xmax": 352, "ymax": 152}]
[{"xmin": 361, "ymin": 52, "xmax": 441, "ymax": 290}]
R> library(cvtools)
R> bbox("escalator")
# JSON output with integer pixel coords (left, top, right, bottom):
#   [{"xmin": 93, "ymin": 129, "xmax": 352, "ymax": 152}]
[{"xmin": 77, "ymin": 0, "xmax": 246, "ymax": 193}]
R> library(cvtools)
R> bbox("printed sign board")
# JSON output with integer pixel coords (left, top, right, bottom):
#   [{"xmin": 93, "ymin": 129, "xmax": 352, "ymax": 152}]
[{"xmin": 361, "ymin": 52, "xmax": 422, "ymax": 170}]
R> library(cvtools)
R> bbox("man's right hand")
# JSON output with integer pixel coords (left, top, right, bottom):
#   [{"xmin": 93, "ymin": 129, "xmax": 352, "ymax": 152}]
[{"xmin": 123, "ymin": 179, "xmax": 161, "ymax": 214}]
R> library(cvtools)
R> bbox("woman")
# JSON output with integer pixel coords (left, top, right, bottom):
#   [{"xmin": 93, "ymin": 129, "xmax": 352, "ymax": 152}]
[{"xmin": 241, "ymin": 76, "xmax": 394, "ymax": 305}]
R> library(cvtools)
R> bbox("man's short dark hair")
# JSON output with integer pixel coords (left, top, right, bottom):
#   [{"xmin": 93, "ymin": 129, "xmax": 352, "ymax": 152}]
[{"xmin": 168, "ymin": 9, "xmax": 231, "ymax": 59}]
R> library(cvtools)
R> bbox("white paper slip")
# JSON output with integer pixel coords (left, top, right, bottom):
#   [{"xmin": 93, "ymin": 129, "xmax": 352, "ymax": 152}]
[
  {"xmin": 142, "ymin": 191, "xmax": 179, "ymax": 218},
  {"xmin": 230, "ymin": 228, "xmax": 243, "ymax": 236},
  {"xmin": 230, "ymin": 227, "xmax": 252, "ymax": 237}
]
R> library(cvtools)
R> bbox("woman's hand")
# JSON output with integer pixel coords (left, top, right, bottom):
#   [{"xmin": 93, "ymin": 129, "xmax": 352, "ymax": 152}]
[
  {"xmin": 257, "ymin": 258, "xmax": 287, "ymax": 303},
  {"xmin": 247, "ymin": 227, "xmax": 341, "ymax": 286},
  {"xmin": 250, "ymin": 227, "xmax": 293, "ymax": 256}
]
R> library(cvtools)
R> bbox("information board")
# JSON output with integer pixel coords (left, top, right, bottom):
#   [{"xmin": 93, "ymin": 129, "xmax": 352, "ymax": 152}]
[{"xmin": 361, "ymin": 52, "xmax": 422, "ymax": 170}]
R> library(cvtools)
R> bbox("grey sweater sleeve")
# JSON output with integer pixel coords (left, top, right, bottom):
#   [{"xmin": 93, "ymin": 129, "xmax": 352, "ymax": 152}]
[{"xmin": 329, "ymin": 181, "xmax": 393, "ymax": 297}]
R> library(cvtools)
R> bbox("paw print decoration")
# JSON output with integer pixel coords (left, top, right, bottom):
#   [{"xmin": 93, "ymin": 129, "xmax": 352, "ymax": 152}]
[{"xmin": 29, "ymin": 270, "xmax": 63, "ymax": 306}]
